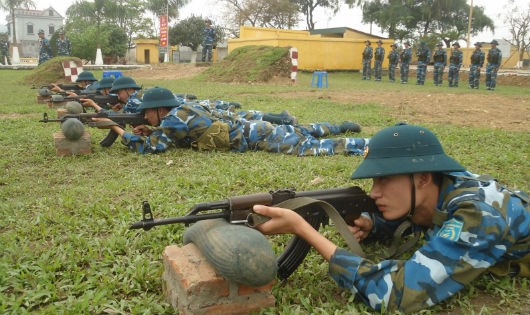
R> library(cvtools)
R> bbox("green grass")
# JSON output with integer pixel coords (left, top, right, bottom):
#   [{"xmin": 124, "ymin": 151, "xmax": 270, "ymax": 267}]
[{"xmin": 0, "ymin": 68, "xmax": 529, "ymax": 314}]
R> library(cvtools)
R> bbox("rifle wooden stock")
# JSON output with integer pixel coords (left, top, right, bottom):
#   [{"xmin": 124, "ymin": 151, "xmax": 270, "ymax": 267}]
[{"xmin": 129, "ymin": 186, "xmax": 377, "ymax": 280}]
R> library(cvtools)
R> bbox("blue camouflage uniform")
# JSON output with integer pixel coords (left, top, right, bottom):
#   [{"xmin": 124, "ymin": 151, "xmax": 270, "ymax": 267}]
[
  {"xmin": 56, "ymin": 37, "xmax": 71, "ymax": 56},
  {"xmin": 469, "ymin": 45, "xmax": 485, "ymax": 89},
  {"xmin": 0, "ymin": 36, "xmax": 11, "ymax": 65},
  {"xmin": 486, "ymin": 46, "xmax": 502, "ymax": 90},
  {"xmin": 399, "ymin": 45, "xmax": 412, "ymax": 83},
  {"xmin": 432, "ymin": 46, "xmax": 447, "ymax": 86},
  {"xmin": 387, "ymin": 46, "xmax": 399, "ymax": 82},
  {"xmin": 202, "ymin": 22, "xmax": 216, "ymax": 62},
  {"xmin": 448, "ymin": 47, "xmax": 463, "ymax": 87},
  {"xmin": 122, "ymin": 91, "xmax": 142, "ymax": 113},
  {"xmin": 329, "ymin": 171, "xmax": 530, "ymax": 313},
  {"xmin": 119, "ymin": 104, "xmax": 367, "ymax": 156},
  {"xmin": 374, "ymin": 44, "xmax": 385, "ymax": 81},
  {"xmin": 361, "ymin": 43, "xmax": 373, "ymax": 80},
  {"xmin": 38, "ymin": 37, "xmax": 53, "ymax": 65},
  {"xmin": 415, "ymin": 44, "xmax": 430, "ymax": 85}
]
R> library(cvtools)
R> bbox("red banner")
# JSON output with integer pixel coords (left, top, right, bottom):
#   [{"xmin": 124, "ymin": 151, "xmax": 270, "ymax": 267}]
[{"xmin": 160, "ymin": 15, "xmax": 168, "ymax": 47}]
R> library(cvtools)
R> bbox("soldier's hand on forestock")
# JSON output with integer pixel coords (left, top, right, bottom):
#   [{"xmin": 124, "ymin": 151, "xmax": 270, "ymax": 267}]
[
  {"xmin": 132, "ymin": 125, "xmax": 152, "ymax": 136},
  {"xmin": 111, "ymin": 103, "xmax": 123, "ymax": 111},
  {"xmin": 80, "ymin": 98, "xmax": 97, "ymax": 109},
  {"xmin": 348, "ymin": 215, "xmax": 373, "ymax": 242},
  {"xmin": 253, "ymin": 205, "xmax": 304, "ymax": 235}
]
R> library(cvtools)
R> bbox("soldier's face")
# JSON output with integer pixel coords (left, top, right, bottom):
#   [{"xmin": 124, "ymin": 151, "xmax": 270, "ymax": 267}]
[
  {"xmin": 370, "ymin": 174, "xmax": 413, "ymax": 221},
  {"xmin": 144, "ymin": 108, "xmax": 161, "ymax": 126}
]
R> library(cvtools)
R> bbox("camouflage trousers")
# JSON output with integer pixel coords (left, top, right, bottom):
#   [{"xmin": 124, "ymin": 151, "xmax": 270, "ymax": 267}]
[
  {"xmin": 202, "ymin": 44, "xmax": 213, "ymax": 62},
  {"xmin": 433, "ymin": 63, "xmax": 445, "ymax": 85},
  {"xmin": 400, "ymin": 63, "xmax": 410, "ymax": 83},
  {"xmin": 374, "ymin": 60, "xmax": 383, "ymax": 80},
  {"xmin": 447, "ymin": 64, "xmax": 460, "ymax": 87},
  {"xmin": 362, "ymin": 60, "xmax": 371, "ymax": 79},
  {"xmin": 0, "ymin": 52, "xmax": 10, "ymax": 65},
  {"xmin": 416, "ymin": 61, "xmax": 428, "ymax": 85},
  {"xmin": 245, "ymin": 121, "xmax": 367, "ymax": 156},
  {"xmin": 388, "ymin": 63, "xmax": 397, "ymax": 82},
  {"xmin": 485, "ymin": 64, "xmax": 499, "ymax": 90},
  {"xmin": 469, "ymin": 65, "xmax": 481, "ymax": 88}
]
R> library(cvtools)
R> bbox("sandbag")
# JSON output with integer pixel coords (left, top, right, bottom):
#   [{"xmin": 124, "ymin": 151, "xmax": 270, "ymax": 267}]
[
  {"xmin": 61, "ymin": 118, "xmax": 85, "ymax": 140},
  {"xmin": 183, "ymin": 219, "xmax": 277, "ymax": 286}
]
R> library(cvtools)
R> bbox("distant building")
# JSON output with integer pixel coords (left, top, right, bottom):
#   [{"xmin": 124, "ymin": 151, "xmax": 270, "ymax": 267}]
[{"xmin": 6, "ymin": 6, "xmax": 63, "ymax": 58}]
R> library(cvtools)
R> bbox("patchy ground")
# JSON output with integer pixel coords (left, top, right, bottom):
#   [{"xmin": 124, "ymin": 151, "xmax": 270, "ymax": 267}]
[{"xmin": 125, "ymin": 63, "xmax": 529, "ymax": 133}]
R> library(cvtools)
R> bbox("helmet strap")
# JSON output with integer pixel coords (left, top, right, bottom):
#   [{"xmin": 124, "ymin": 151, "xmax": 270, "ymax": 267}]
[{"xmin": 407, "ymin": 174, "xmax": 416, "ymax": 218}]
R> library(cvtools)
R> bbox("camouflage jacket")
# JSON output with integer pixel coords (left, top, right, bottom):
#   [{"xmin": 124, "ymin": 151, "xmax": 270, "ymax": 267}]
[
  {"xmin": 38, "ymin": 38, "xmax": 53, "ymax": 65},
  {"xmin": 400, "ymin": 48, "xmax": 412, "ymax": 64},
  {"xmin": 329, "ymin": 171, "xmax": 530, "ymax": 313},
  {"xmin": 387, "ymin": 49, "xmax": 399, "ymax": 65},
  {"xmin": 470, "ymin": 49, "xmax": 485, "ymax": 66},
  {"xmin": 449, "ymin": 50, "xmax": 463, "ymax": 67},
  {"xmin": 374, "ymin": 47, "xmax": 385, "ymax": 61},
  {"xmin": 487, "ymin": 47, "xmax": 502, "ymax": 65},
  {"xmin": 433, "ymin": 49, "xmax": 447, "ymax": 65},
  {"xmin": 362, "ymin": 46, "xmax": 373, "ymax": 61},
  {"xmin": 56, "ymin": 38, "xmax": 71, "ymax": 56}
]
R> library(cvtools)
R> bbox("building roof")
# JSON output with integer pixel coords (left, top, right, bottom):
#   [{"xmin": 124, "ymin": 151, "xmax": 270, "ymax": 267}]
[{"xmin": 309, "ymin": 27, "xmax": 387, "ymax": 39}]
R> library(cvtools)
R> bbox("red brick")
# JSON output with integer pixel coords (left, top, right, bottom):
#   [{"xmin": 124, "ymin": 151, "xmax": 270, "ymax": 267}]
[{"xmin": 163, "ymin": 244, "xmax": 276, "ymax": 315}]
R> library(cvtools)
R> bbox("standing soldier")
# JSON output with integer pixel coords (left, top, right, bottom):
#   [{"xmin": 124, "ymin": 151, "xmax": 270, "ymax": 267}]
[
  {"xmin": 399, "ymin": 41, "xmax": 412, "ymax": 84},
  {"xmin": 201, "ymin": 19, "xmax": 216, "ymax": 63},
  {"xmin": 469, "ymin": 42, "xmax": 485, "ymax": 89},
  {"xmin": 361, "ymin": 40, "xmax": 373, "ymax": 80},
  {"xmin": 432, "ymin": 42, "xmax": 447, "ymax": 86},
  {"xmin": 373, "ymin": 40, "xmax": 385, "ymax": 81},
  {"xmin": 38, "ymin": 29, "xmax": 53, "ymax": 65},
  {"xmin": 486, "ymin": 39, "xmax": 502, "ymax": 91},
  {"xmin": 387, "ymin": 43, "xmax": 399, "ymax": 82},
  {"xmin": 56, "ymin": 29, "xmax": 71, "ymax": 56},
  {"xmin": 447, "ymin": 42, "xmax": 463, "ymax": 87},
  {"xmin": 415, "ymin": 41, "xmax": 430, "ymax": 85},
  {"xmin": 0, "ymin": 33, "xmax": 11, "ymax": 65}
]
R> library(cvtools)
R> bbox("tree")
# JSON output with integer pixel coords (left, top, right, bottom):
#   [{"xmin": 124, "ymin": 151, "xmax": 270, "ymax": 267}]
[
  {"xmin": 293, "ymin": 0, "xmax": 340, "ymax": 30},
  {"xmin": 504, "ymin": 2, "xmax": 530, "ymax": 68},
  {"xmin": 168, "ymin": 15, "xmax": 224, "ymax": 62},
  {"xmin": 221, "ymin": 0, "xmax": 299, "ymax": 36},
  {"xmin": 144, "ymin": 0, "xmax": 189, "ymax": 19},
  {"xmin": 355, "ymin": 0, "xmax": 494, "ymax": 47},
  {"xmin": 0, "ymin": 0, "xmax": 35, "ymax": 46}
]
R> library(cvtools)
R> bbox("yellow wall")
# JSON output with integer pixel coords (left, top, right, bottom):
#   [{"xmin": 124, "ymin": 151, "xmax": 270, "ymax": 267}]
[
  {"xmin": 134, "ymin": 39, "xmax": 160, "ymax": 65},
  {"xmin": 229, "ymin": 26, "xmax": 393, "ymax": 71}
]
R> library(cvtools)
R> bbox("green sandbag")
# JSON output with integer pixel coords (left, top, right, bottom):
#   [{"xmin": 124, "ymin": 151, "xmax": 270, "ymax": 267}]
[
  {"xmin": 183, "ymin": 219, "xmax": 277, "ymax": 287},
  {"xmin": 65, "ymin": 101, "xmax": 84, "ymax": 114},
  {"xmin": 61, "ymin": 118, "xmax": 85, "ymax": 140}
]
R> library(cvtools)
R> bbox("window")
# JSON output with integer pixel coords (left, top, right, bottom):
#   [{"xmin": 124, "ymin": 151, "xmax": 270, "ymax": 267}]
[
  {"xmin": 27, "ymin": 24, "xmax": 34, "ymax": 35},
  {"xmin": 49, "ymin": 10, "xmax": 54, "ymax": 16},
  {"xmin": 49, "ymin": 26, "xmax": 55, "ymax": 35}
]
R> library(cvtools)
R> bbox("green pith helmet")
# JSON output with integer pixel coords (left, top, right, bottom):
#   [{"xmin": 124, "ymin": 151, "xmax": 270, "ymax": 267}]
[
  {"xmin": 351, "ymin": 124, "xmax": 466, "ymax": 179},
  {"xmin": 491, "ymin": 39, "xmax": 499, "ymax": 45},
  {"xmin": 38, "ymin": 29, "xmax": 44, "ymax": 35},
  {"xmin": 97, "ymin": 77, "xmax": 115, "ymax": 90},
  {"xmin": 109, "ymin": 76, "xmax": 141, "ymax": 92},
  {"xmin": 137, "ymin": 87, "xmax": 179, "ymax": 111},
  {"xmin": 76, "ymin": 71, "xmax": 98, "ymax": 82}
]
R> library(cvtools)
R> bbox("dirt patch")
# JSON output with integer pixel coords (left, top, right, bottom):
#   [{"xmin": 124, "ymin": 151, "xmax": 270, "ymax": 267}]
[
  {"xmin": 124, "ymin": 63, "xmax": 208, "ymax": 80},
  {"xmin": 277, "ymin": 89, "xmax": 529, "ymax": 132}
]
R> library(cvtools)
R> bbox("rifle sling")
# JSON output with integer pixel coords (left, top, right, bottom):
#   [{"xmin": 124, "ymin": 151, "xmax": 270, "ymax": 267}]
[
  {"xmin": 274, "ymin": 196, "xmax": 365, "ymax": 257},
  {"xmin": 384, "ymin": 219, "xmax": 421, "ymax": 259}
]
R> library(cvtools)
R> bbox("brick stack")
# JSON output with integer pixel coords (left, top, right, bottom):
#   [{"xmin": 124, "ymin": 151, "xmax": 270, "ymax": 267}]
[{"xmin": 162, "ymin": 244, "xmax": 276, "ymax": 315}]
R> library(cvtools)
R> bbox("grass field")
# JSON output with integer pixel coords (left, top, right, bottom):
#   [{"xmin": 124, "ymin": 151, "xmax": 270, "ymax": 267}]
[{"xmin": 0, "ymin": 68, "xmax": 529, "ymax": 314}]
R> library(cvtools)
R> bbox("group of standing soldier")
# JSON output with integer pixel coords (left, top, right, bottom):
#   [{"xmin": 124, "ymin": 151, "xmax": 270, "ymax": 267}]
[
  {"xmin": 38, "ymin": 29, "xmax": 72, "ymax": 65},
  {"xmin": 361, "ymin": 39, "xmax": 502, "ymax": 90}
]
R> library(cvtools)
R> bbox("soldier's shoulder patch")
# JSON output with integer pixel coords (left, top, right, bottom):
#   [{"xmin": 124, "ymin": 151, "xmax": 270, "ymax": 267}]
[{"xmin": 437, "ymin": 218, "xmax": 463, "ymax": 241}]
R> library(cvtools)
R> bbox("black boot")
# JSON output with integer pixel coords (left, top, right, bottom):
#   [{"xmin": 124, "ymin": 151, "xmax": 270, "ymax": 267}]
[
  {"xmin": 262, "ymin": 110, "xmax": 297, "ymax": 125},
  {"xmin": 339, "ymin": 121, "xmax": 361, "ymax": 133}
]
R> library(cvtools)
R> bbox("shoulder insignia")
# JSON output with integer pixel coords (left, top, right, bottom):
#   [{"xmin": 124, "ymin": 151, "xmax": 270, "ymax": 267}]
[{"xmin": 437, "ymin": 218, "xmax": 463, "ymax": 241}]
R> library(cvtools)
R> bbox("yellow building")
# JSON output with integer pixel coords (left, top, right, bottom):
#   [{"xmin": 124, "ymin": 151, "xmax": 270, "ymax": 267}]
[
  {"xmin": 134, "ymin": 39, "xmax": 160, "ymax": 64},
  {"xmin": 229, "ymin": 26, "xmax": 391, "ymax": 71}
]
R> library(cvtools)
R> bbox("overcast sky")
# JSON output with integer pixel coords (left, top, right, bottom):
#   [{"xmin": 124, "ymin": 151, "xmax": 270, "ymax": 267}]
[{"xmin": 9, "ymin": 0, "xmax": 529, "ymax": 44}]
